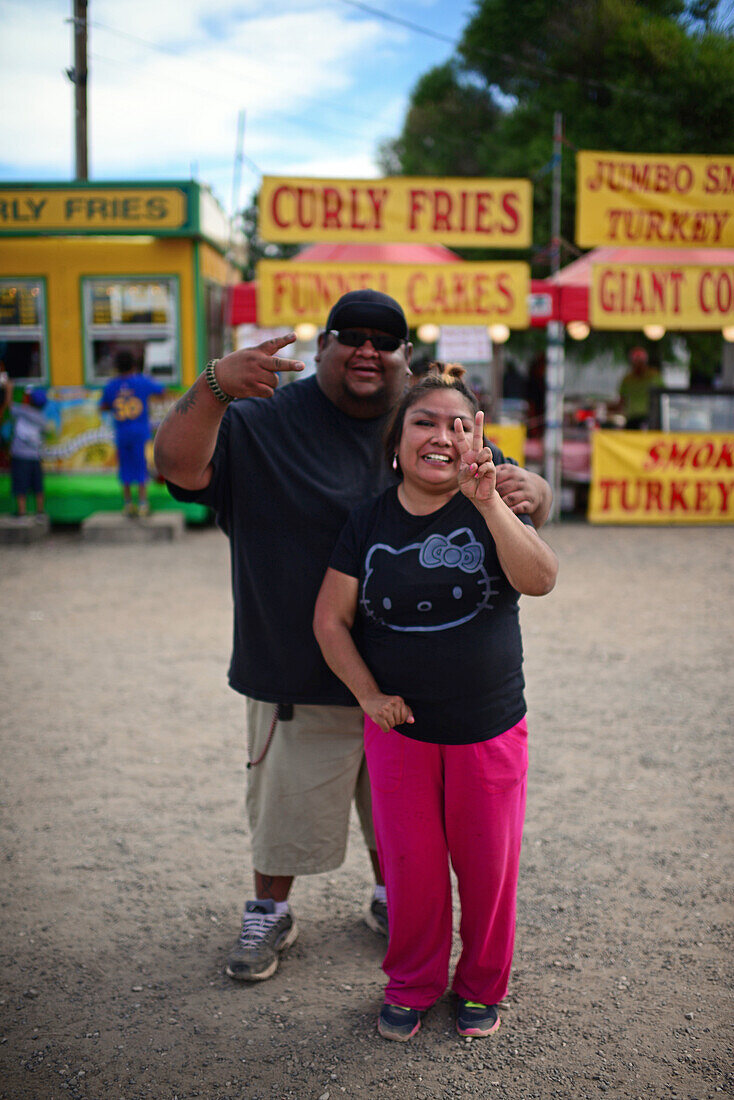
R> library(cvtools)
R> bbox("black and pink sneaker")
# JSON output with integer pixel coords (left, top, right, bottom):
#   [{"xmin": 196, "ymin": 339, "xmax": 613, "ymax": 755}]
[
  {"xmin": 378, "ymin": 1003, "xmax": 423, "ymax": 1041},
  {"xmin": 456, "ymin": 999, "xmax": 500, "ymax": 1037}
]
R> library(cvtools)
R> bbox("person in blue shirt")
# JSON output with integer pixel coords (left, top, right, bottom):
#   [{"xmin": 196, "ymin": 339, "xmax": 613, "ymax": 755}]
[
  {"xmin": 1, "ymin": 380, "xmax": 49, "ymax": 518},
  {"xmin": 100, "ymin": 350, "xmax": 166, "ymax": 516}
]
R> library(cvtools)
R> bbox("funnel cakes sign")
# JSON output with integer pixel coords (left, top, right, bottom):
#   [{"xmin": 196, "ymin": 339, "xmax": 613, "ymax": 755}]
[{"xmin": 256, "ymin": 260, "xmax": 530, "ymax": 328}]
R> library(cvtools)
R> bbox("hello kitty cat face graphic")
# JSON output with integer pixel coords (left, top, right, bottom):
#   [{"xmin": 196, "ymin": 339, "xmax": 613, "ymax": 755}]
[{"xmin": 360, "ymin": 528, "xmax": 498, "ymax": 632}]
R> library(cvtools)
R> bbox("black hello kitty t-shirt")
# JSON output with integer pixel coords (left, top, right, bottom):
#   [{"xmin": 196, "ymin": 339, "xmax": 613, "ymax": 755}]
[{"xmin": 329, "ymin": 486, "xmax": 531, "ymax": 744}]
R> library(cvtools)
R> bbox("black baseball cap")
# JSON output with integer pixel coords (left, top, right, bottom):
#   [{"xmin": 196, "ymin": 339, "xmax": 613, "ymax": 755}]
[{"xmin": 325, "ymin": 289, "xmax": 408, "ymax": 340}]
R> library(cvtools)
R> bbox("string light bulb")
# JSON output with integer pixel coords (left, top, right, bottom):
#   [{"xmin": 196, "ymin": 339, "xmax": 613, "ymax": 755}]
[
  {"xmin": 417, "ymin": 323, "xmax": 440, "ymax": 343},
  {"xmin": 487, "ymin": 324, "xmax": 510, "ymax": 344}
]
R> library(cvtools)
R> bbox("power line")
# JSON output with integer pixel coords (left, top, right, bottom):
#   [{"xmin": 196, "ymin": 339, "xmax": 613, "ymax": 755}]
[
  {"xmin": 86, "ymin": 42, "xmax": 377, "ymax": 151},
  {"xmin": 82, "ymin": 15, "xmax": 382, "ymax": 125},
  {"xmin": 336, "ymin": 0, "xmax": 457, "ymax": 46},
  {"xmin": 90, "ymin": 48, "xmax": 266, "ymax": 181},
  {"xmin": 334, "ymin": 0, "xmax": 667, "ymax": 102}
]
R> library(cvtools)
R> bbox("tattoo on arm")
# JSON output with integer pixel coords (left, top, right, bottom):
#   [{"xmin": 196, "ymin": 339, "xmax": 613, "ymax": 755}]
[{"xmin": 174, "ymin": 389, "xmax": 198, "ymax": 416}]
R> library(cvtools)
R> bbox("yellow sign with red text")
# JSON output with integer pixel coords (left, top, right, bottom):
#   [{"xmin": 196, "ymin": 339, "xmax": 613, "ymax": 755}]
[
  {"xmin": 256, "ymin": 260, "xmax": 530, "ymax": 327},
  {"xmin": 484, "ymin": 423, "xmax": 526, "ymax": 467},
  {"xmin": 258, "ymin": 176, "xmax": 532, "ymax": 247},
  {"xmin": 589, "ymin": 430, "xmax": 734, "ymax": 524},
  {"xmin": 590, "ymin": 263, "xmax": 734, "ymax": 329},
  {"xmin": 576, "ymin": 152, "xmax": 734, "ymax": 248}
]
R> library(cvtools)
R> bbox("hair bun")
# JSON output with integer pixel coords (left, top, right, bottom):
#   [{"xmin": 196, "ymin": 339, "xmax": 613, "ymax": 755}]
[{"xmin": 427, "ymin": 360, "xmax": 467, "ymax": 382}]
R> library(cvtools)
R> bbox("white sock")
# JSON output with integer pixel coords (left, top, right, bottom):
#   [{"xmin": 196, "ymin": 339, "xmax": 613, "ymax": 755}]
[
  {"xmin": 252, "ymin": 898, "xmax": 290, "ymax": 915},
  {"xmin": 373, "ymin": 885, "xmax": 387, "ymax": 904}
]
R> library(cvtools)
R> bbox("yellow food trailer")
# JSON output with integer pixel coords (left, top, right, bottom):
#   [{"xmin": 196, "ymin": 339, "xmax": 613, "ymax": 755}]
[{"xmin": 0, "ymin": 180, "xmax": 245, "ymax": 520}]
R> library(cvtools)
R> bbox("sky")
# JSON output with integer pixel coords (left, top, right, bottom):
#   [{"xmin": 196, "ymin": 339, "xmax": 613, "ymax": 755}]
[{"xmin": 0, "ymin": 0, "xmax": 473, "ymax": 215}]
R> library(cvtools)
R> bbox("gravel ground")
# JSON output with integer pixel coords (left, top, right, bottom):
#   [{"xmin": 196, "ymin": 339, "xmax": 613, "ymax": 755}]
[{"xmin": 0, "ymin": 520, "xmax": 732, "ymax": 1099}]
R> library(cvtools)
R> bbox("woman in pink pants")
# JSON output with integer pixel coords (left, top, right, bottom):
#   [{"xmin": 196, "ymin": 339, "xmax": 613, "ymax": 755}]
[{"xmin": 314, "ymin": 365, "xmax": 557, "ymax": 1041}]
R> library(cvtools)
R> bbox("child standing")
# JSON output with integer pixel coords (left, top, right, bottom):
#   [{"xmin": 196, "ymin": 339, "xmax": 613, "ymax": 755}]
[
  {"xmin": 1, "ymin": 381, "xmax": 48, "ymax": 518},
  {"xmin": 100, "ymin": 351, "xmax": 165, "ymax": 517}
]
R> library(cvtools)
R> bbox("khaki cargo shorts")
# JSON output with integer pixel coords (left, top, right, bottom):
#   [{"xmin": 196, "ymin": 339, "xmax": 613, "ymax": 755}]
[{"xmin": 245, "ymin": 698, "xmax": 376, "ymax": 877}]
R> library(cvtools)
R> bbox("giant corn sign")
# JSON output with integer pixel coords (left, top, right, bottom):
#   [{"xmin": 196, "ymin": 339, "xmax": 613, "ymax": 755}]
[
  {"xmin": 258, "ymin": 176, "xmax": 532, "ymax": 247},
  {"xmin": 590, "ymin": 262, "xmax": 734, "ymax": 329},
  {"xmin": 256, "ymin": 260, "xmax": 530, "ymax": 327},
  {"xmin": 576, "ymin": 152, "xmax": 734, "ymax": 248},
  {"xmin": 589, "ymin": 431, "xmax": 734, "ymax": 524}
]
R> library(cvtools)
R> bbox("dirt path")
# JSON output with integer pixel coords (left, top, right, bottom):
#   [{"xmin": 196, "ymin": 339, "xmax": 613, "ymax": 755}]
[{"xmin": 1, "ymin": 522, "xmax": 732, "ymax": 1099}]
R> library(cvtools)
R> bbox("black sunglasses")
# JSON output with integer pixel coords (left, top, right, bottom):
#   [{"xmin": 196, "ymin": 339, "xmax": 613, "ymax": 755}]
[{"xmin": 329, "ymin": 329, "xmax": 404, "ymax": 353}]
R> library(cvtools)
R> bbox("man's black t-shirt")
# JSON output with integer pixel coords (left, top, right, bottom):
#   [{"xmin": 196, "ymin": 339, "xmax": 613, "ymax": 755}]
[
  {"xmin": 329, "ymin": 487, "xmax": 530, "ymax": 743},
  {"xmin": 167, "ymin": 376, "xmax": 395, "ymax": 704},
  {"xmin": 167, "ymin": 375, "xmax": 517, "ymax": 707}
]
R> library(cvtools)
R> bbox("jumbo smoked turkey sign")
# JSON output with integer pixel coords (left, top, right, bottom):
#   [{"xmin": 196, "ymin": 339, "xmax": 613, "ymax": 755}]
[
  {"xmin": 576, "ymin": 152, "xmax": 734, "ymax": 248},
  {"xmin": 589, "ymin": 431, "xmax": 734, "ymax": 524}
]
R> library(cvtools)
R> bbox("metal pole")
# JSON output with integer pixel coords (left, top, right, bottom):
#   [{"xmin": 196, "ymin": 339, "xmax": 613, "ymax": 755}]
[
  {"xmin": 491, "ymin": 341, "xmax": 503, "ymax": 423},
  {"xmin": 544, "ymin": 112, "xmax": 565, "ymax": 520},
  {"xmin": 72, "ymin": 0, "xmax": 88, "ymax": 179},
  {"xmin": 230, "ymin": 110, "xmax": 246, "ymax": 219}
]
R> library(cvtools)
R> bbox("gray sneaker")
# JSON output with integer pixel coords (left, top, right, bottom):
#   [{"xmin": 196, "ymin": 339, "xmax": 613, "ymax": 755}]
[
  {"xmin": 225, "ymin": 900, "xmax": 298, "ymax": 981},
  {"xmin": 364, "ymin": 895, "xmax": 388, "ymax": 937}
]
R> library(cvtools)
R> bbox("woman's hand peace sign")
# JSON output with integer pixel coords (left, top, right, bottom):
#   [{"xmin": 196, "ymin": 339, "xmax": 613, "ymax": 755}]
[{"xmin": 455, "ymin": 410, "xmax": 497, "ymax": 508}]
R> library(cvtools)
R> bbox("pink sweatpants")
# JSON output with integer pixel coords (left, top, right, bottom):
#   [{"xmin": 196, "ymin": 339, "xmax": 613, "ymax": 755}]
[{"xmin": 364, "ymin": 716, "xmax": 528, "ymax": 1011}]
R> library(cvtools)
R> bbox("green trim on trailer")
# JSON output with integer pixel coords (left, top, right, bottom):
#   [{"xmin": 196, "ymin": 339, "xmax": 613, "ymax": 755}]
[
  {"xmin": 0, "ymin": 472, "xmax": 210, "ymax": 525},
  {"xmin": 192, "ymin": 241, "xmax": 205, "ymax": 372}
]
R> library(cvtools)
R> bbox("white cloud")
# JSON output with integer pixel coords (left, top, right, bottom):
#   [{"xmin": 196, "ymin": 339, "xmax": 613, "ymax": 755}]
[
  {"xmin": 284, "ymin": 151, "xmax": 383, "ymax": 179},
  {"xmin": 0, "ymin": 0, "xmax": 457, "ymax": 208}
]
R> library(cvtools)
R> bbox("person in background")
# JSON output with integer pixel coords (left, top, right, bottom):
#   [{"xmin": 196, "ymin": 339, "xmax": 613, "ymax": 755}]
[
  {"xmin": 1, "ymin": 380, "xmax": 49, "ymax": 519},
  {"xmin": 100, "ymin": 350, "xmax": 166, "ymax": 517},
  {"xmin": 313, "ymin": 364, "xmax": 558, "ymax": 1041},
  {"xmin": 525, "ymin": 352, "xmax": 547, "ymax": 439},
  {"xmin": 152, "ymin": 289, "xmax": 553, "ymax": 986},
  {"xmin": 406, "ymin": 353, "xmax": 432, "ymax": 383},
  {"xmin": 501, "ymin": 356, "xmax": 526, "ymax": 401},
  {"xmin": 617, "ymin": 346, "xmax": 662, "ymax": 429}
]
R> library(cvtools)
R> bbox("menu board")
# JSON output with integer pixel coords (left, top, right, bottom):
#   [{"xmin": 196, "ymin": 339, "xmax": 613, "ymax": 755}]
[
  {"xmin": 87, "ymin": 280, "xmax": 174, "ymax": 327},
  {"xmin": 0, "ymin": 284, "xmax": 41, "ymax": 327}
]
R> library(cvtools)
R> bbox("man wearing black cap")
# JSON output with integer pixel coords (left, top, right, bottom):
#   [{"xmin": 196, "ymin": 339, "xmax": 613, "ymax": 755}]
[{"xmin": 154, "ymin": 289, "xmax": 551, "ymax": 983}]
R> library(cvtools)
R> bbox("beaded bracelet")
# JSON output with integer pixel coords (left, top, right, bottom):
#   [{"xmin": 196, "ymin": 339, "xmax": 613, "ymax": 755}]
[{"xmin": 204, "ymin": 359, "xmax": 234, "ymax": 404}]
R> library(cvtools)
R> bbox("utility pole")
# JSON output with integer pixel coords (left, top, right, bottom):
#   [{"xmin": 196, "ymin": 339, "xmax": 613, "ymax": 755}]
[
  {"xmin": 544, "ymin": 111, "xmax": 565, "ymax": 521},
  {"xmin": 490, "ymin": 340, "xmax": 504, "ymax": 424},
  {"xmin": 67, "ymin": 0, "xmax": 89, "ymax": 180},
  {"xmin": 230, "ymin": 110, "xmax": 246, "ymax": 222}
]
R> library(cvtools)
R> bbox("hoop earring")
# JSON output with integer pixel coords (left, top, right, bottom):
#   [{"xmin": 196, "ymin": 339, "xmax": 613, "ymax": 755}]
[{"xmin": 392, "ymin": 453, "xmax": 398, "ymax": 471}]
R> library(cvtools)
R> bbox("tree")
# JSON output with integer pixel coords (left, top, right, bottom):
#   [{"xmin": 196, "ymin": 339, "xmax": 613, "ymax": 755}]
[
  {"xmin": 377, "ymin": 62, "xmax": 502, "ymax": 178},
  {"xmin": 380, "ymin": 0, "xmax": 734, "ymax": 269},
  {"xmin": 379, "ymin": 0, "xmax": 734, "ymax": 377},
  {"xmin": 240, "ymin": 192, "xmax": 299, "ymax": 283}
]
